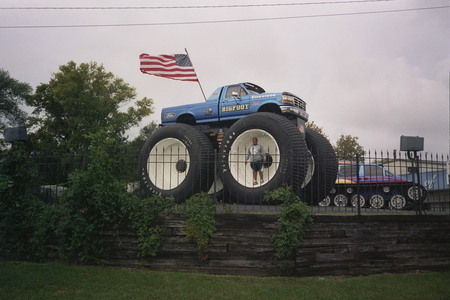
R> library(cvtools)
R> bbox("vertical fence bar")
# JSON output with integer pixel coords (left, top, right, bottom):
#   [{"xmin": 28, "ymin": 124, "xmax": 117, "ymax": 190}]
[
  {"xmin": 416, "ymin": 153, "xmax": 422, "ymax": 215},
  {"xmin": 356, "ymin": 153, "xmax": 361, "ymax": 216}
]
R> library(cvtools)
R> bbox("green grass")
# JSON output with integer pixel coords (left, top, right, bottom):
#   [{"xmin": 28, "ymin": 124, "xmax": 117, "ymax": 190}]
[{"xmin": 0, "ymin": 262, "xmax": 449, "ymax": 300}]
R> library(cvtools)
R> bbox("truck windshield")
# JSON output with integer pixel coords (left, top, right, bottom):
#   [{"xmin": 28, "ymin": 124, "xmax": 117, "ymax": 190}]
[{"xmin": 244, "ymin": 83, "xmax": 265, "ymax": 95}]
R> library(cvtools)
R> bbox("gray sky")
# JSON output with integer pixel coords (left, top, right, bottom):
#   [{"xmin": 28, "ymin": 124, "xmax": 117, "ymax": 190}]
[{"xmin": 0, "ymin": 0, "xmax": 448, "ymax": 154}]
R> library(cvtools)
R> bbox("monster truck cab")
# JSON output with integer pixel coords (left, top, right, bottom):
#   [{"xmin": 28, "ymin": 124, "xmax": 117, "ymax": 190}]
[{"xmin": 161, "ymin": 82, "xmax": 309, "ymax": 127}]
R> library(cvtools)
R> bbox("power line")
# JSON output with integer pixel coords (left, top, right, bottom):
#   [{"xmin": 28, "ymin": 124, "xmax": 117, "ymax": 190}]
[
  {"xmin": 0, "ymin": 0, "xmax": 394, "ymax": 10},
  {"xmin": 0, "ymin": 5, "xmax": 447, "ymax": 29}
]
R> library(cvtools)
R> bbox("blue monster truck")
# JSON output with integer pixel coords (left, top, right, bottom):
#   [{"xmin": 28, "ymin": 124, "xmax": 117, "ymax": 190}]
[
  {"xmin": 320, "ymin": 161, "xmax": 427, "ymax": 209},
  {"xmin": 139, "ymin": 82, "xmax": 337, "ymax": 203}
]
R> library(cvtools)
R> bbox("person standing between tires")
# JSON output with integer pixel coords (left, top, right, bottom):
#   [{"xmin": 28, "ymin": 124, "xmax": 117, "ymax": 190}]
[{"xmin": 246, "ymin": 137, "xmax": 266, "ymax": 185}]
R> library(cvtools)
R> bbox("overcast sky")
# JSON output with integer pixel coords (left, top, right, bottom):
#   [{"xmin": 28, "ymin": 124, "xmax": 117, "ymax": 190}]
[{"xmin": 1, "ymin": 0, "xmax": 448, "ymax": 154}]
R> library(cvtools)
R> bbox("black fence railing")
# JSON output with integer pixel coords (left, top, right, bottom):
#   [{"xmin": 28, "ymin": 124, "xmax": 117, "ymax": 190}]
[
  {"xmin": 18, "ymin": 149, "xmax": 450, "ymax": 214},
  {"xmin": 309, "ymin": 150, "xmax": 449, "ymax": 215}
]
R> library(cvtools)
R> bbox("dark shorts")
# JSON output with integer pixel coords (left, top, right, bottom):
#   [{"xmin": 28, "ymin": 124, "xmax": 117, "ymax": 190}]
[{"xmin": 250, "ymin": 160, "xmax": 263, "ymax": 172}]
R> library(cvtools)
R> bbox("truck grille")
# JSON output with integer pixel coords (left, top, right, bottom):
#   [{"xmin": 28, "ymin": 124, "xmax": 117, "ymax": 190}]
[{"xmin": 294, "ymin": 97, "xmax": 306, "ymax": 110}]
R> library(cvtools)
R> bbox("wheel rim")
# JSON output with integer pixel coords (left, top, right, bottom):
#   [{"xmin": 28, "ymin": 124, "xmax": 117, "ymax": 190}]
[
  {"xmin": 369, "ymin": 194, "xmax": 385, "ymax": 209},
  {"xmin": 390, "ymin": 194, "xmax": 406, "ymax": 209},
  {"xmin": 351, "ymin": 195, "xmax": 366, "ymax": 207},
  {"xmin": 333, "ymin": 194, "xmax": 348, "ymax": 206},
  {"xmin": 228, "ymin": 129, "xmax": 280, "ymax": 188},
  {"xmin": 407, "ymin": 186, "xmax": 423, "ymax": 200},
  {"xmin": 318, "ymin": 196, "xmax": 331, "ymax": 207},
  {"xmin": 301, "ymin": 150, "xmax": 315, "ymax": 188},
  {"xmin": 147, "ymin": 137, "xmax": 190, "ymax": 190}
]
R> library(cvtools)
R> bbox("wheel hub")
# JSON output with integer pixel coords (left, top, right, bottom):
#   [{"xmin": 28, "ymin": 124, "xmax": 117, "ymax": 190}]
[{"xmin": 176, "ymin": 159, "xmax": 187, "ymax": 173}]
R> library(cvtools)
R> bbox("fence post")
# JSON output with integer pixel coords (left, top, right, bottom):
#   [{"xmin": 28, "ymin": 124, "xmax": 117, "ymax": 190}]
[
  {"xmin": 407, "ymin": 150, "xmax": 422, "ymax": 215},
  {"xmin": 415, "ymin": 153, "xmax": 423, "ymax": 215},
  {"xmin": 356, "ymin": 154, "xmax": 361, "ymax": 216},
  {"xmin": 213, "ymin": 149, "xmax": 217, "ymax": 201}
]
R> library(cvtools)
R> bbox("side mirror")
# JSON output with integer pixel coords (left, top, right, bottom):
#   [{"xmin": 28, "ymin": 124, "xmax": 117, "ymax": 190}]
[{"xmin": 231, "ymin": 91, "xmax": 240, "ymax": 99}]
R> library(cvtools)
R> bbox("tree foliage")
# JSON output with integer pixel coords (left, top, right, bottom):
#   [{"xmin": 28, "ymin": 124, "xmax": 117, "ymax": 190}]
[
  {"xmin": 305, "ymin": 121, "xmax": 329, "ymax": 140},
  {"xmin": 26, "ymin": 61, "xmax": 154, "ymax": 152},
  {"xmin": 0, "ymin": 143, "xmax": 42, "ymax": 259},
  {"xmin": 55, "ymin": 132, "xmax": 135, "ymax": 262},
  {"xmin": 126, "ymin": 121, "xmax": 159, "ymax": 154},
  {"xmin": 334, "ymin": 134, "xmax": 365, "ymax": 161},
  {"xmin": 0, "ymin": 69, "xmax": 32, "ymax": 130}
]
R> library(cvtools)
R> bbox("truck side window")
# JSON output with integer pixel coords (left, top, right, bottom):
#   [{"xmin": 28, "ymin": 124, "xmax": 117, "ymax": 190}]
[
  {"xmin": 244, "ymin": 83, "xmax": 265, "ymax": 94},
  {"xmin": 364, "ymin": 166, "xmax": 383, "ymax": 176},
  {"xmin": 339, "ymin": 165, "xmax": 358, "ymax": 177},
  {"xmin": 225, "ymin": 85, "xmax": 248, "ymax": 98}
]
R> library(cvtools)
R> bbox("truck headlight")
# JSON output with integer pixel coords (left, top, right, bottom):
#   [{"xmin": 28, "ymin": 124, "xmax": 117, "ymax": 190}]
[{"xmin": 282, "ymin": 95, "xmax": 294, "ymax": 104}]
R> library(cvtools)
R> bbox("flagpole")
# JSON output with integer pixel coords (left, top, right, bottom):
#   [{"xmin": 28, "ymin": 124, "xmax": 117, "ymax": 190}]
[{"xmin": 185, "ymin": 48, "xmax": 206, "ymax": 100}]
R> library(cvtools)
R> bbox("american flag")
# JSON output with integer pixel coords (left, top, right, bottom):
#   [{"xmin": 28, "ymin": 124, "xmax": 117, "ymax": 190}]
[{"xmin": 139, "ymin": 53, "xmax": 199, "ymax": 82}]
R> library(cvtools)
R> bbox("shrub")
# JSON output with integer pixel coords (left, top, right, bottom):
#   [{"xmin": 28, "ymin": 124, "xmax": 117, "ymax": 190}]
[
  {"xmin": 0, "ymin": 134, "xmax": 175, "ymax": 262},
  {"xmin": 55, "ymin": 134, "xmax": 133, "ymax": 263},
  {"xmin": 184, "ymin": 193, "xmax": 216, "ymax": 261},
  {"xmin": 126, "ymin": 195, "xmax": 174, "ymax": 257},
  {"xmin": 265, "ymin": 186, "xmax": 313, "ymax": 273},
  {"xmin": 0, "ymin": 143, "xmax": 43, "ymax": 260}
]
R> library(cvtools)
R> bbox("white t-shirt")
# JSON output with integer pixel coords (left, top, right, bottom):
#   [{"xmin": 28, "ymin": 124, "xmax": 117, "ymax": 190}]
[{"xmin": 246, "ymin": 144, "xmax": 265, "ymax": 162}]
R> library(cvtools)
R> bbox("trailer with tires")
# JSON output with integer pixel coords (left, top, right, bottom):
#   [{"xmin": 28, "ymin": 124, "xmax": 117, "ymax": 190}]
[
  {"xmin": 139, "ymin": 82, "xmax": 338, "ymax": 204},
  {"xmin": 320, "ymin": 161, "xmax": 427, "ymax": 209}
]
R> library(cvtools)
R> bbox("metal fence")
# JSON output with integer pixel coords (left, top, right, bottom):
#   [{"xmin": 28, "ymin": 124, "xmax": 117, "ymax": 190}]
[
  {"xmin": 21, "ymin": 149, "xmax": 450, "ymax": 215},
  {"xmin": 306, "ymin": 150, "xmax": 450, "ymax": 215}
]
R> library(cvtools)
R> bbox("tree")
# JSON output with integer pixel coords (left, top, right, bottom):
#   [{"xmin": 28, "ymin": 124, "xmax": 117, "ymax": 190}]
[
  {"xmin": 26, "ymin": 61, "xmax": 154, "ymax": 152},
  {"xmin": 0, "ymin": 69, "xmax": 32, "ymax": 130},
  {"xmin": 305, "ymin": 121, "xmax": 329, "ymax": 140},
  {"xmin": 126, "ymin": 121, "xmax": 159, "ymax": 154},
  {"xmin": 334, "ymin": 135, "xmax": 365, "ymax": 161}
]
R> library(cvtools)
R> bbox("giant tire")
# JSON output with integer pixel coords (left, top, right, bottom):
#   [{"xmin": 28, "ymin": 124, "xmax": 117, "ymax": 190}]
[
  {"xmin": 218, "ymin": 112, "xmax": 307, "ymax": 203},
  {"xmin": 139, "ymin": 123, "xmax": 214, "ymax": 203},
  {"xmin": 302, "ymin": 128, "xmax": 338, "ymax": 205}
]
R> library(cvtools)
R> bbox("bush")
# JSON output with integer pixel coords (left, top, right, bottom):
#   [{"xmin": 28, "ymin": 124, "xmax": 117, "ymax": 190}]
[
  {"xmin": 53, "ymin": 135, "xmax": 134, "ymax": 263},
  {"xmin": 265, "ymin": 186, "xmax": 313, "ymax": 273},
  {"xmin": 126, "ymin": 195, "xmax": 174, "ymax": 257},
  {"xmin": 184, "ymin": 193, "xmax": 216, "ymax": 261},
  {"xmin": 1, "ymin": 133, "xmax": 176, "ymax": 263},
  {"xmin": 0, "ymin": 143, "xmax": 44, "ymax": 259}
]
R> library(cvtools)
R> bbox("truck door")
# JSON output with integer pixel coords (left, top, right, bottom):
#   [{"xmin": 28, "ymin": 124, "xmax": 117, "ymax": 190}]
[
  {"xmin": 219, "ymin": 84, "xmax": 252, "ymax": 121},
  {"xmin": 197, "ymin": 86, "xmax": 222, "ymax": 123}
]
